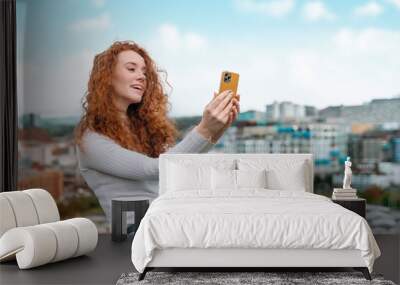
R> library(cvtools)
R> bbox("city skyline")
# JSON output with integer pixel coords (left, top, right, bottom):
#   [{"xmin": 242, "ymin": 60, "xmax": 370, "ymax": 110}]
[
  {"xmin": 19, "ymin": 95, "xmax": 400, "ymax": 121},
  {"xmin": 16, "ymin": 0, "xmax": 400, "ymax": 117}
]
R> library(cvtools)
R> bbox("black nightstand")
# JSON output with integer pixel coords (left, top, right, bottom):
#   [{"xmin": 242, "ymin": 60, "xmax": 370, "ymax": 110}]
[
  {"xmin": 332, "ymin": 198, "xmax": 366, "ymax": 218},
  {"xmin": 111, "ymin": 197, "xmax": 149, "ymax": 242}
]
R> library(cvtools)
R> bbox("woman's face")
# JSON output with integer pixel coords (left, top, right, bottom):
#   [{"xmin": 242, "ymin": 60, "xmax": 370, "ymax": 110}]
[{"xmin": 111, "ymin": 50, "xmax": 147, "ymax": 110}]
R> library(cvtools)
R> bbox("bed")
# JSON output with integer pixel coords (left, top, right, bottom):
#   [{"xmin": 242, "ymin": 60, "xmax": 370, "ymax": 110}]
[{"xmin": 131, "ymin": 154, "xmax": 380, "ymax": 280}]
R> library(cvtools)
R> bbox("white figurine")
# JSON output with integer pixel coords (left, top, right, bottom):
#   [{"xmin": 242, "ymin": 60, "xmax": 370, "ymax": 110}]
[{"xmin": 343, "ymin": 156, "xmax": 352, "ymax": 189}]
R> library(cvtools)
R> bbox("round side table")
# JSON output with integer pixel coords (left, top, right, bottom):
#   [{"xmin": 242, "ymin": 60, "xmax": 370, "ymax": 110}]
[{"xmin": 111, "ymin": 197, "xmax": 149, "ymax": 242}]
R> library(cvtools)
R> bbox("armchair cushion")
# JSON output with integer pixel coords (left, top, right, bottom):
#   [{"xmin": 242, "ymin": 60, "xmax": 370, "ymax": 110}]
[
  {"xmin": 0, "ymin": 189, "xmax": 59, "ymax": 237},
  {"xmin": 0, "ymin": 189, "xmax": 98, "ymax": 269},
  {"xmin": 0, "ymin": 218, "xmax": 98, "ymax": 269}
]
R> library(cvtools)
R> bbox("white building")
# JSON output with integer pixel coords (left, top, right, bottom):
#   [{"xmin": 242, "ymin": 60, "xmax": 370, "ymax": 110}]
[
  {"xmin": 308, "ymin": 123, "xmax": 349, "ymax": 165},
  {"xmin": 320, "ymin": 96, "xmax": 400, "ymax": 124},
  {"xmin": 216, "ymin": 122, "xmax": 349, "ymax": 172},
  {"xmin": 266, "ymin": 101, "xmax": 306, "ymax": 122}
]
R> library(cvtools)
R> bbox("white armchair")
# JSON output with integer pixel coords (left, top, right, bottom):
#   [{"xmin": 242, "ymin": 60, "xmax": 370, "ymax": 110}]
[{"xmin": 0, "ymin": 189, "xmax": 98, "ymax": 269}]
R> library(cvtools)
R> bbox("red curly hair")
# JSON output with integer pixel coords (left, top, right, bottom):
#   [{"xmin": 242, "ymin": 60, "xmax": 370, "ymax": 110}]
[{"xmin": 75, "ymin": 41, "xmax": 179, "ymax": 157}]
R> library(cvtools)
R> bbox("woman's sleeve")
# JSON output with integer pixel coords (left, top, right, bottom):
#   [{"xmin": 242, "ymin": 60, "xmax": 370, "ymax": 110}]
[
  {"xmin": 78, "ymin": 129, "xmax": 214, "ymax": 181},
  {"xmin": 166, "ymin": 127, "xmax": 215, "ymax": 154}
]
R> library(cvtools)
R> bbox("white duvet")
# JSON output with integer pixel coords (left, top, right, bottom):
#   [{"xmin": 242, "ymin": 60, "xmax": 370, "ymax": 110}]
[{"xmin": 131, "ymin": 190, "xmax": 380, "ymax": 273}]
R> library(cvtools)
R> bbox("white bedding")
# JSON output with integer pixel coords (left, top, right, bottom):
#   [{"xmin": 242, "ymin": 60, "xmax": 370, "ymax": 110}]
[{"xmin": 131, "ymin": 190, "xmax": 380, "ymax": 273}]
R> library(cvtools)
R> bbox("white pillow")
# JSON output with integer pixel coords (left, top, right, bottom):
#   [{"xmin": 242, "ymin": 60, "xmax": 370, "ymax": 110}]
[
  {"xmin": 167, "ymin": 162, "xmax": 211, "ymax": 191},
  {"xmin": 237, "ymin": 159, "xmax": 309, "ymax": 191},
  {"xmin": 266, "ymin": 165, "xmax": 307, "ymax": 191},
  {"xmin": 211, "ymin": 168, "xmax": 268, "ymax": 191},
  {"xmin": 211, "ymin": 168, "xmax": 236, "ymax": 190},
  {"xmin": 236, "ymin": 169, "xmax": 267, "ymax": 189}
]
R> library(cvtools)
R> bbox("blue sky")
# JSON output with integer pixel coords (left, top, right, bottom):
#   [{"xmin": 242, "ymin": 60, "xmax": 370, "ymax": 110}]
[{"xmin": 17, "ymin": 0, "xmax": 400, "ymax": 117}]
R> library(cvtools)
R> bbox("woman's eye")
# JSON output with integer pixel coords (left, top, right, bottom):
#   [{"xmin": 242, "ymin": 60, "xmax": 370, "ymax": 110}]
[{"xmin": 128, "ymin": 68, "xmax": 135, "ymax": 72}]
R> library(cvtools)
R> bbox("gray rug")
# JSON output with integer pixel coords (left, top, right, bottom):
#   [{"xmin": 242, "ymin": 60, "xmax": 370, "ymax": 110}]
[{"xmin": 116, "ymin": 271, "xmax": 396, "ymax": 285}]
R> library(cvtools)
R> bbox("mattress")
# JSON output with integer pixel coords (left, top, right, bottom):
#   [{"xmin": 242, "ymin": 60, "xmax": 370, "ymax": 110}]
[{"xmin": 131, "ymin": 190, "xmax": 380, "ymax": 273}]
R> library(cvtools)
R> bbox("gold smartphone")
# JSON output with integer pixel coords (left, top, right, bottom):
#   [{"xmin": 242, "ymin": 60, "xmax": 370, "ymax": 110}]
[{"xmin": 219, "ymin": 71, "xmax": 239, "ymax": 98}]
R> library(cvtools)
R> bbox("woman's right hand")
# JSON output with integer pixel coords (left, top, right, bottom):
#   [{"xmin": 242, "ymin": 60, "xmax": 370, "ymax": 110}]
[{"xmin": 195, "ymin": 90, "xmax": 235, "ymax": 141}]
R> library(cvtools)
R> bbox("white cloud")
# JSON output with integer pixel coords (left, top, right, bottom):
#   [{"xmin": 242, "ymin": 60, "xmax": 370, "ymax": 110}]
[
  {"xmin": 185, "ymin": 33, "xmax": 207, "ymax": 50},
  {"xmin": 333, "ymin": 27, "xmax": 400, "ymax": 54},
  {"xmin": 68, "ymin": 13, "xmax": 111, "ymax": 32},
  {"xmin": 234, "ymin": 0, "xmax": 295, "ymax": 17},
  {"xmin": 90, "ymin": 0, "xmax": 106, "ymax": 8},
  {"xmin": 354, "ymin": 1, "xmax": 383, "ymax": 17},
  {"xmin": 302, "ymin": 1, "xmax": 336, "ymax": 21},
  {"xmin": 25, "ymin": 26, "xmax": 400, "ymax": 118},
  {"xmin": 158, "ymin": 24, "xmax": 180, "ymax": 50},
  {"xmin": 143, "ymin": 26, "xmax": 400, "ymax": 116},
  {"xmin": 157, "ymin": 24, "xmax": 207, "ymax": 52},
  {"xmin": 386, "ymin": 0, "xmax": 400, "ymax": 9}
]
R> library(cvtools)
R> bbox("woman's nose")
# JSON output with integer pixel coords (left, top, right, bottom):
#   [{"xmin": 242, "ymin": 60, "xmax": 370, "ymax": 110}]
[{"xmin": 137, "ymin": 72, "xmax": 146, "ymax": 81}]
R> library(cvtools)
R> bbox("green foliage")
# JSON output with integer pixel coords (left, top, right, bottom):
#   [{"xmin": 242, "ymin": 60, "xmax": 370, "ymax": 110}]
[
  {"xmin": 173, "ymin": 116, "xmax": 202, "ymax": 132},
  {"xmin": 46, "ymin": 125, "xmax": 75, "ymax": 137},
  {"xmin": 57, "ymin": 194, "xmax": 104, "ymax": 220},
  {"xmin": 358, "ymin": 183, "xmax": 400, "ymax": 210}
]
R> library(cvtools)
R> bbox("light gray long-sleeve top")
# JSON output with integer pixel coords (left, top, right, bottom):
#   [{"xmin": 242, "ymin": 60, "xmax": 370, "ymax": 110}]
[{"xmin": 76, "ymin": 128, "xmax": 214, "ymax": 222}]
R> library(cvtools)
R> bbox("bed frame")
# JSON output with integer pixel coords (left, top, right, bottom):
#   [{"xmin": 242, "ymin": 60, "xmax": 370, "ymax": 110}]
[
  {"xmin": 139, "ymin": 248, "xmax": 370, "ymax": 280},
  {"xmin": 138, "ymin": 154, "xmax": 372, "ymax": 281}
]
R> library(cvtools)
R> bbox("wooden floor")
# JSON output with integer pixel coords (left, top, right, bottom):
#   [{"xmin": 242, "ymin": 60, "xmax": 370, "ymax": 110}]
[{"xmin": 0, "ymin": 234, "xmax": 398, "ymax": 285}]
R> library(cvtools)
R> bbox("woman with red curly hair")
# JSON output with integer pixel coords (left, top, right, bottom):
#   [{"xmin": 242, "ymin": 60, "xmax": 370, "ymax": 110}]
[{"xmin": 75, "ymin": 41, "xmax": 239, "ymax": 223}]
